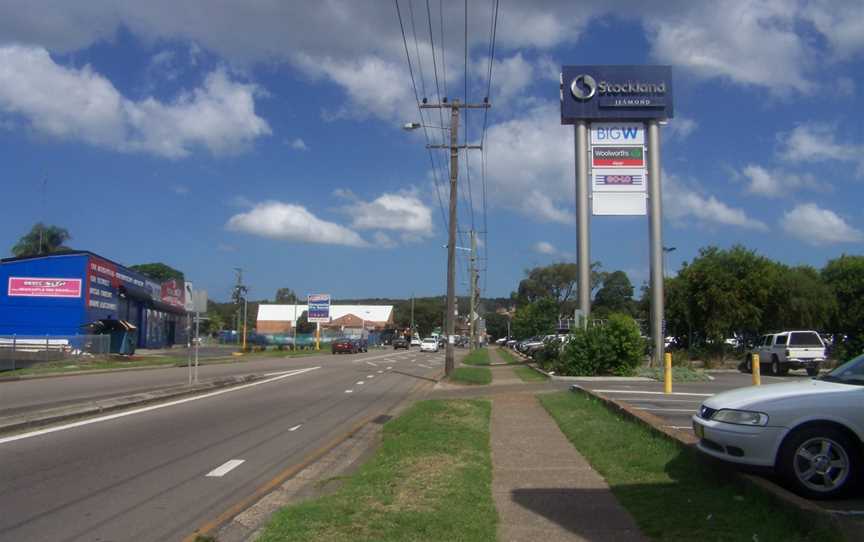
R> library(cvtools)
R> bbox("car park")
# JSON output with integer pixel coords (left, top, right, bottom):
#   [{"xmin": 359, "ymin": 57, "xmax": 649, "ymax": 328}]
[
  {"xmin": 420, "ymin": 337, "xmax": 439, "ymax": 352},
  {"xmin": 392, "ymin": 337, "xmax": 409, "ymax": 350},
  {"xmin": 692, "ymin": 353, "xmax": 864, "ymax": 498},
  {"xmin": 331, "ymin": 338, "xmax": 358, "ymax": 354}
]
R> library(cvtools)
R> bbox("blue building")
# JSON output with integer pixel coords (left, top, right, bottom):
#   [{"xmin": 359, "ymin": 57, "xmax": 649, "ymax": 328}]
[{"xmin": 0, "ymin": 251, "xmax": 188, "ymax": 348}]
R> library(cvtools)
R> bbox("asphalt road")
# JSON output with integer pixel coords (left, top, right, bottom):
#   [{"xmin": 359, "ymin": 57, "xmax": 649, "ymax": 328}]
[
  {"xmin": 0, "ymin": 347, "xmax": 449, "ymax": 542},
  {"xmin": 1, "ymin": 349, "xmax": 373, "ymax": 416},
  {"xmin": 578, "ymin": 370, "xmax": 864, "ymax": 515}
]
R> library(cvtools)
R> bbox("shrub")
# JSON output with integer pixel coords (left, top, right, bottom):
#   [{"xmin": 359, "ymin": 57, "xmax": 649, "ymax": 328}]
[
  {"xmin": 532, "ymin": 340, "xmax": 562, "ymax": 369},
  {"xmin": 554, "ymin": 313, "xmax": 645, "ymax": 376}
]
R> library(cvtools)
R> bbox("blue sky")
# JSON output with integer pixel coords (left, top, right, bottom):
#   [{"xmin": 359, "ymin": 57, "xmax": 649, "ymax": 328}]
[{"xmin": 0, "ymin": 1, "xmax": 862, "ymax": 302}]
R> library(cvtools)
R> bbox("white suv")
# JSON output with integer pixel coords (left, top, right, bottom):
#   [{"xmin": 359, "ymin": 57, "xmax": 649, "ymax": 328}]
[{"xmin": 748, "ymin": 331, "xmax": 826, "ymax": 376}]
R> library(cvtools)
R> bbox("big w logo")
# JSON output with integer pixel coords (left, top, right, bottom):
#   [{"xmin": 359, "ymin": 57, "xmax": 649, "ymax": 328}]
[{"xmin": 595, "ymin": 126, "xmax": 640, "ymax": 141}]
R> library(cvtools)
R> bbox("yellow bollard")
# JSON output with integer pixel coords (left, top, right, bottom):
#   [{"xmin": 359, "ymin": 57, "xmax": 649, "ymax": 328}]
[
  {"xmin": 751, "ymin": 353, "xmax": 761, "ymax": 386},
  {"xmin": 664, "ymin": 352, "xmax": 673, "ymax": 394}
]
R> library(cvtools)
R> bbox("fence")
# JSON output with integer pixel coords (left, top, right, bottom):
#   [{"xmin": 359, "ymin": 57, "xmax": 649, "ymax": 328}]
[{"xmin": 0, "ymin": 334, "xmax": 111, "ymax": 371}]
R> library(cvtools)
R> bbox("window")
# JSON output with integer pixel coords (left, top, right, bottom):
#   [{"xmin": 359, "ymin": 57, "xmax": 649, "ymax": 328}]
[
  {"xmin": 775, "ymin": 335, "xmax": 788, "ymax": 346},
  {"xmin": 789, "ymin": 332, "xmax": 823, "ymax": 347}
]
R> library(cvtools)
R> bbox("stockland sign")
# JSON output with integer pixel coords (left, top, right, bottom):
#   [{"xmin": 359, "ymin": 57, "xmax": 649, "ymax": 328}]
[{"xmin": 590, "ymin": 122, "xmax": 645, "ymax": 146}]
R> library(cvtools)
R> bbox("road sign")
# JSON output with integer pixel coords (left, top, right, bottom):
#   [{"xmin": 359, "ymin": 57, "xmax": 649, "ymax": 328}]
[{"xmin": 307, "ymin": 294, "xmax": 331, "ymax": 323}]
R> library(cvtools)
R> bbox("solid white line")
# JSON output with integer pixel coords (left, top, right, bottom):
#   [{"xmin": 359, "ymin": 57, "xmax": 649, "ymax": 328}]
[
  {"xmin": 365, "ymin": 361, "xmax": 378, "ymax": 367},
  {"xmin": 627, "ymin": 398, "xmax": 704, "ymax": 403},
  {"xmin": 0, "ymin": 366, "xmax": 321, "ymax": 445},
  {"xmin": 636, "ymin": 407, "xmax": 697, "ymax": 413},
  {"xmin": 345, "ymin": 390, "xmax": 353, "ymax": 394},
  {"xmin": 591, "ymin": 389, "xmax": 713, "ymax": 397},
  {"xmin": 289, "ymin": 424, "xmax": 302, "ymax": 432},
  {"xmin": 206, "ymin": 459, "xmax": 245, "ymax": 477},
  {"xmin": 664, "ymin": 426, "xmax": 693, "ymax": 430}
]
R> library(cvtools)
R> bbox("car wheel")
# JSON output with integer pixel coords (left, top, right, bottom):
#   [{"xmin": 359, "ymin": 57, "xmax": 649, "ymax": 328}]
[
  {"xmin": 807, "ymin": 366, "xmax": 820, "ymax": 377},
  {"xmin": 771, "ymin": 356, "xmax": 781, "ymax": 376},
  {"xmin": 778, "ymin": 425, "xmax": 859, "ymax": 499}
]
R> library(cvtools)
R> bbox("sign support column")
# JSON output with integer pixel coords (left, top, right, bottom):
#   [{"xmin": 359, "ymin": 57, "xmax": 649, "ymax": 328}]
[
  {"xmin": 647, "ymin": 120, "xmax": 665, "ymax": 366},
  {"xmin": 575, "ymin": 120, "xmax": 591, "ymax": 322}
]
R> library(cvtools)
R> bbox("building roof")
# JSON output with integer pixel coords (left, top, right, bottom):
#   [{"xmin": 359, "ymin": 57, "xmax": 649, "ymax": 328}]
[{"xmin": 257, "ymin": 304, "xmax": 393, "ymax": 324}]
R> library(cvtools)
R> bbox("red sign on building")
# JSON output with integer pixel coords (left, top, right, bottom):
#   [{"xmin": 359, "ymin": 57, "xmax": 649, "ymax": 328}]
[{"xmin": 8, "ymin": 277, "xmax": 82, "ymax": 298}]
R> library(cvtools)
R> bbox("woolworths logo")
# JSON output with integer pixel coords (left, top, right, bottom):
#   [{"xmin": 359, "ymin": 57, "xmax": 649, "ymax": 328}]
[{"xmin": 594, "ymin": 148, "xmax": 642, "ymax": 158}]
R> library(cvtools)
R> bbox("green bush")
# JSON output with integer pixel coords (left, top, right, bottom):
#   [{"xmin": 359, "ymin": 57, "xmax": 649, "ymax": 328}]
[
  {"xmin": 553, "ymin": 313, "xmax": 645, "ymax": 376},
  {"xmin": 532, "ymin": 340, "xmax": 562, "ymax": 368}
]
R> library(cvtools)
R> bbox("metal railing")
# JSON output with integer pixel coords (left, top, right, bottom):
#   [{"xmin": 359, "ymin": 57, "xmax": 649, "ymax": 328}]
[{"xmin": 0, "ymin": 334, "xmax": 111, "ymax": 371}]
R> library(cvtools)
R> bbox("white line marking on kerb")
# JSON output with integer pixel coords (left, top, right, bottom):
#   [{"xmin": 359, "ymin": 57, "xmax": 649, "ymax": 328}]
[
  {"xmin": 289, "ymin": 424, "xmax": 302, "ymax": 432},
  {"xmin": 636, "ymin": 408, "xmax": 697, "ymax": 413},
  {"xmin": 664, "ymin": 426, "xmax": 693, "ymax": 430},
  {"xmin": 0, "ymin": 366, "xmax": 321, "ymax": 445},
  {"xmin": 592, "ymin": 389, "xmax": 713, "ymax": 397},
  {"xmin": 206, "ymin": 459, "xmax": 245, "ymax": 477}
]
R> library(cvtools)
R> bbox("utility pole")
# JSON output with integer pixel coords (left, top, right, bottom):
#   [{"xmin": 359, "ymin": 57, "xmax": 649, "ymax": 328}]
[
  {"xmin": 233, "ymin": 268, "xmax": 248, "ymax": 351},
  {"xmin": 468, "ymin": 230, "xmax": 478, "ymax": 350},
  {"xmin": 421, "ymin": 98, "xmax": 489, "ymax": 376},
  {"xmin": 410, "ymin": 294, "xmax": 415, "ymax": 337}
]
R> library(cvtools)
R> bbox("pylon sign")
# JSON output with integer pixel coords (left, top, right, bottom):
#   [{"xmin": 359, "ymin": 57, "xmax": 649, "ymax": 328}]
[{"xmin": 590, "ymin": 122, "xmax": 648, "ymax": 215}]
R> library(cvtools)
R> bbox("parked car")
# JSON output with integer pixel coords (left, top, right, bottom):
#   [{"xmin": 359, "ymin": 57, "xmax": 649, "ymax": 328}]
[
  {"xmin": 392, "ymin": 337, "xmax": 409, "ymax": 350},
  {"xmin": 745, "ymin": 331, "xmax": 826, "ymax": 376},
  {"xmin": 331, "ymin": 338, "xmax": 358, "ymax": 354},
  {"xmin": 693, "ymin": 352, "xmax": 864, "ymax": 498},
  {"xmin": 420, "ymin": 337, "xmax": 439, "ymax": 352},
  {"xmin": 410, "ymin": 337, "xmax": 422, "ymax": 347}
]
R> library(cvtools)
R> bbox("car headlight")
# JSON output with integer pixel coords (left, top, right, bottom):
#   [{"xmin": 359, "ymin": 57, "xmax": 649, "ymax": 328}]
[{"xmin": 711, "ymin": 409, "xmax": 769, "ymax": 426}]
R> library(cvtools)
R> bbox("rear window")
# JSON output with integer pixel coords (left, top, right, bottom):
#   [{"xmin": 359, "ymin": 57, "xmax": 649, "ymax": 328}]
[
  {"xmin": 789, "ymin": 332, "xmax": 823, "ymax": 347},
  {"xmin": 775, "ymin": 335, "xmax": 788, "ymax": 346}
]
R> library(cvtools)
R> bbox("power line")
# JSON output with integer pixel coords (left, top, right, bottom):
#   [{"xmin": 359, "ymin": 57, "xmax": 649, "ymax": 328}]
[
  {"xmin": 439, "ymin": 0, "xmax": 447, "ymax": 98},
  {"xmin": 462, "ymin": 0, "xmax": 476, "ymax": 231}
]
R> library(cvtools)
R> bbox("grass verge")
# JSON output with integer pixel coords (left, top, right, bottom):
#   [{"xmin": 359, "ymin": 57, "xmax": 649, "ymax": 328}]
[
  {"xmin": 512, "ymin": 365, "xmax": 547, "ymax": 382},
  {"xmin": 539, "ymin": 391, "xmax": 842, "ymax": 542},
  {"xmin": 462, "ymin": 348, "xmax": 490, "ymax": 366},
  {"xmin": 637, "ymin": 366, "xmax": 711, "ymax": 382},
  {"xmin": 449, "ymin": 367, "xmax": 492, "ymax": 385},
  {"xmin": 495, "ymin": 347, "xmax": 520, "ymax": 365},
  {"xmin": 258, "ymin": 400, "xmax": 496, "ymax": 542}
]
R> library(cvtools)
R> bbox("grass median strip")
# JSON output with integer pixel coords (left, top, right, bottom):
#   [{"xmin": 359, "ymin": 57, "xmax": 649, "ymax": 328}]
[
  {"xmin": 495, "ymin": 348, "xmax": 520, "ymax": 365},
  {"xmin": 539, "ymin": 391, "xmax": 842, "ymax": 542},
  {"xmin": 462, "ymin": 349, "xmax": 490, "ymax": 366},
  {"xmin": 512, "ymin": 365, "xmax": 547, "ymax": 382},
  {"xmin": 450, "ymin": 367, "xmax": 492, "ymax": 385},
  {"xmin": 258, "ymin": 400, "xmax": 496, "ymax": 542}
]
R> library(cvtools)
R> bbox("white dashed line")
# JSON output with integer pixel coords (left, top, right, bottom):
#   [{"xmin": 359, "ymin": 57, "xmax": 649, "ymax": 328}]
[
  {"xmin": 386, "ymin": 366, "xmax": 392, "ymax": 370},
  {"xmin": 366, "ymin": 375, "xmax": 374, "ymax": 379},
  {"xmin": 345, "ymin": 390, "xmax": 353, "ymax": 394},
  {"xmin": 365, "ymin": 361, "xmax": 378, "ymax": 367},
  {"xmin": 377, "ymin": 370, "xmax": 384, "ymax": 374},
  {"xmin": 356, "ymin": 381, "xmax": 364, "ymax": 385},
  {"xmin": 206, "ymin": 459, "xmax": 245, "ymax": 478},
  {"xmin": 289, "ymin": 424, "xmax": 302, "ymax": 432}
]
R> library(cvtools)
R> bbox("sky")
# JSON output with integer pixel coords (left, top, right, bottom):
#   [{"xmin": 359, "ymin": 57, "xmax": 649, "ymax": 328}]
[{"xmin": 0, "ymin": 1, "xmax": 862, "ymax": 302}]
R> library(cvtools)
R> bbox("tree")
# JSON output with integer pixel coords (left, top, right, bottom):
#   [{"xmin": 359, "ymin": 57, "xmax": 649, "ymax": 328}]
[
  {"xmin": 275, "ymin": 288, "xmax": 298, "ymax": 303},
  {"xmin": 593, "ymin": 270, "xmax": 635, "ymax": 317},
  {"xmin": 822, "ymin": 255, "xmax": 864, "ymax": 360},
  {"xmin": 512, "ymin": 262, "xmax": 603, "ymax": 315},
  {"xmin": 12, "ymin": 223, "xmax": 71, "ymax": 257},
  {"xmin": 763, "ymin": 265, "xmax": 834, "ymax": 332},
  {"xmin": 130, "ymin": 262, "xmax": 184, "ymax": 281},
  {"xmin": 511, "ymin": 297, "xmax": 559, "ymax": 339},
  {"xmin": 484, "ymin": 311, "xmax": 510, "ymax": 339}
]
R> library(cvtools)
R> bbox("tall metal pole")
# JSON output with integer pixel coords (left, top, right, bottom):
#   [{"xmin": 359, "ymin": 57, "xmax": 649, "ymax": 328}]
[
  {"xmin": 292, "ymin": 301, "xmax": 298, "ymax": 351},
  {"xmin": 468, "ymin": 230, "xmax": 476, "ymax": 351},
  {"xmin": 575, "ymin": 121, "xmax": 591, "ymax": 322},
  {"xmin": 242, "ymin": 295, "xmax": 248, "ymax": 351},
  {"xmin": 647, "ymin": 121, "xmax": 665, "ymax": 366},
  {"xmin": 444, "ymin": 101, "xmax": 460, "ymax": 376}
]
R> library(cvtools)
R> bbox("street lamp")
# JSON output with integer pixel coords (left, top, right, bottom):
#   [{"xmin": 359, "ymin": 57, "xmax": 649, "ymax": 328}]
[{"xmin": 402, "ymin": 122, "xmax": 449, "ymax": 131}]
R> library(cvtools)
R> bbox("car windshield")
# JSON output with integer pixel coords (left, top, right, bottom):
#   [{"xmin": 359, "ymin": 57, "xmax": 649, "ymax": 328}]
[
  {"xmin": 819, "ymin": 354, "xmax": 864, "ymax": 386},
  {"xmin": 422, "ymin": 338, "xmax": 435, "ymax": 343}
]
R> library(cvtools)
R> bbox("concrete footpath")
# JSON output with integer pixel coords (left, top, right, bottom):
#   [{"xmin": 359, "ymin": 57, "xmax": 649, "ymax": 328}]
[{"xmin": 481, "ymin": 348, "xmax": 646, "ymax": 541}]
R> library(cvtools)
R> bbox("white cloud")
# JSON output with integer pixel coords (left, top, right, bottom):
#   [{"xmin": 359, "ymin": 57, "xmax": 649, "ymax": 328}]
[
  {"xmin": 372, "ymin": 232, "xmax": 397, "ymax": 249},
  {"xmin": 780, "ymin": 203, "xmax": 863, "ymax": 245},
  {"xmin": 332, "ymin": 188, "xmax": 357, "ymax": 200},
  {"xmin": 472, "ymin": 52, "xmax": 534, "ymax": 104},
  {"xmin": 476, "ymin": 102, "xmax": 573, "ymax": 223},
  {"xmin": 345, "ymin": 193, "xmax": 433, "ymax": 238},
  {"xmin": 779, "ymin": 123, "xmax": 864, "ymax": 175},
  {"xmin": 0, "ymin": 45, "xmax": 270, "ymax": 158},
  {"xmin": 664, "ymin": 172, "xmax": 768, "ymax": 231},
  {"xmin": 740, "ymin": 165, "xmax": 826, "ymax": 198},
  {"xmin": 664, "ymin": 116, "xmax": 697, "ymax": 141},
  {"xmin": 287, "ymin": 138, "xmax": 308, "ymax": 151},
  {"xmin": 533, "ymin": 241, "xmax": 557, "ymax": 255},
  {"xmin": 226, "ymin": 201, "xmax": 367, "ymax": 247}
]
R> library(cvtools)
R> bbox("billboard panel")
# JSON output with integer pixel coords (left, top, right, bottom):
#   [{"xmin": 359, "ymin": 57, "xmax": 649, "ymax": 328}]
[
  {"xmin": 590, "ymin": 122, "xmax": 645, "ymax": 145},
  {"xmin": 592, "ymin": 168, "xmax": 647, "ymax": 192},
  {"xmin": 8, "ymin": 277, "xmax": 82, "ymax": 298},
  {"xmin": 592, "ymin": 192, "xmax": 647, "ymax": 216},
  {"xmin": 307, "ymin": 294, "xmax": 331, "ymax": 323},
  {"xmin": 591, "ymin": 146, "xmax": 644, "ymax": 167},
  {"xmin": 561, "ymin": 65, "xmax": 673, "ymax": 122}
]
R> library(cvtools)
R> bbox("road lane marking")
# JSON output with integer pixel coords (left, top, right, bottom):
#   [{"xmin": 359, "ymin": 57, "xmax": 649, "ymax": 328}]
[
  {"xmin": 206, "ymin": 459, "xmax": 245, "ymax": 477},
  {"xmin": 386, "ymin": 366, "xmax": 392, "ymax": 370},
  {"xmin": 366, "ymin": 375, "xmax": 374, "ymax": 379},
  {"xmin": 418, "ymin": 364, "xmax": 432, "ymax": 369},
  {"xmin": 591, "ymin": 389, "xmax": 713, "ymax": 397},
  {"xmin": 0, "ymin": 366, "xmax": 321, "ymax": 445},
  {"xmin": 365, "ymin": 361, "xmax": 378, "ymax": 367},
  {"xmin": 356, "ymin": 381, "xmax": 364, "ymax": 385},
  {"xmin": 635, "ymin": 408, "xmax": 697, "ymax": 413},
  {"xmin": 377, "ymin": 370, "xmax": 384, "ymax": 374},
  {"xmin": 289, "ymin": 424, "xmax": 302, "ymax": 432},
  {"xmin": 345, "ymin": 390, "xmax": 353, "ymax": 393}
]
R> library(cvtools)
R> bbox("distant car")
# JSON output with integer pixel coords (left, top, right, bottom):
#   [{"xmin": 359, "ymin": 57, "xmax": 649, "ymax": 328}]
[
  {"xmin": 693, "ymin": 352, "xmax": 864, "ymax": 499},
  {"xmin": 745, "ymin": 331, "xmax": 826, "ymax": 376},
  {"xmin": 392, "ymin": 337, "xmax": 409, "ymax": 350},
  {"xmin": 420, "ymin": 338, "xmax": 439, "ymax": 352},
  {"xmin": 410, "ymin": 337, "xmax": 422, "ymax": 347},
  {"xmin": 331, "ymin": 338, "xmax": 357, "ymax": 354},
  {"xmin": 355, "ymin": 337, "xmax": 368, "ymax": 353}
]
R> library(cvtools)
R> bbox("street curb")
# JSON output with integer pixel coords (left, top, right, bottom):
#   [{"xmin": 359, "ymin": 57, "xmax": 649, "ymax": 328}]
[
  {"xmin": 0, "ymin": 373, "xmax": 266, "ymax": 436},
  {"xmin": 568, "ymin": 384, "xmax": 854, "ymax": 540}
]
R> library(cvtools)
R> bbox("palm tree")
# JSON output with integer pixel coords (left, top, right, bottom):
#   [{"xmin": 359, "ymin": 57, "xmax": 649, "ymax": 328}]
[{"xmin": 11, "ymin": 223, "xmax": 72, "ymax": 257}]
